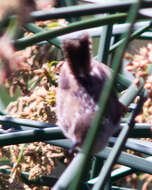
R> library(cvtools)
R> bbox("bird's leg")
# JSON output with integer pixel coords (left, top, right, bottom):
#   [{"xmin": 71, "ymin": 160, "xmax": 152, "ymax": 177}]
[
  {"xmin": 64, "ymin": 142, "xmax": 80, "ymax": 164},
  {"xmin": 68, "ymin": 141, "xmax": 80, "ymax": 155}
]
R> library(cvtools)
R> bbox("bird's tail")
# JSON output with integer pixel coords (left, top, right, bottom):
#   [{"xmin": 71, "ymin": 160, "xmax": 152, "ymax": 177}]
[{"xmin": 62, "ymin": 33, "xmax": 91, "ymax": 78}]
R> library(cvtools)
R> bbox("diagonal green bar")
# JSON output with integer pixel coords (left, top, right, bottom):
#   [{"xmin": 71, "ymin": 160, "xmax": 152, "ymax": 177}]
[
  {"xmin": 93, "ymin": 3, "xmax": 143, "ymax": 189},
  {"xmin": 97, "ymin": 23, "xmax": 113, "ymax": 63},
  {"xmin": 129, "ymin": 124, "xmax": 152, "ymax": 138},
  {"xmin": 89, "ymin": 155, "xmax": 152, "ymax": 185},
  {"xmin": 31, "ymin": 0, "xmax": 152, "ymax": 20},
  {"xmin": 48, "ymin": 139, "xmax": 152, "ymax": 175},
  {"xmin": 93, "ymin": 123, "xmax": 134, "ymax": 189},
  {"xmin": 115, "ymin": 72, "xmax": 131, "ymax": 91},
  {"xmin": 0, "ymin": 168, "xmax": 57, "ymax": 186},
  {"xmin": 59, "ymin": 0, "xmax": 80, "ymax": 22},
  {"xmin": 13, "ymin": 13, "xmax": 127, "ymax": 50},
  {"xmin": 138, "ymin": 33, "xmax": 152, "ymax": 40},
  {"xmin": 88, "ymin": 166, "xmax": 134, "ymax": 185},
  {"xmin": 112, "ymin": 186, "xmax": 137, "ymax": 190},
  {"xmin": 119, "ymin": 78, "xmax": 143, "ymax": 106},
  {"xmin": 121, "ymin": 138, "xmax": 152, "ymax": 156},
  {"xmin": 97, "ymin": 147, "xmax": 152, "ymax": 175},
  {"xmin": 110, "ymin": 21, "xmax": 152, "ymax": 53},
  {"xmin": 0, "ymin": 127, "xmax": 64, "ymax": 146},
  {"xmin": 25, "ymin": 23, "xmax": 61, "ymax": 48},
  {"xmin": 111, "ymin": 167, "xmax": 134, "ymax": 182},
  {"xmin": 0, "ymin": 115, "xmax": 56, "ymax": 128}
]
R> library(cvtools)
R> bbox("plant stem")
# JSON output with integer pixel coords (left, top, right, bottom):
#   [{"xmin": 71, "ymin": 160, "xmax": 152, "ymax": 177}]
[
  {"xmin": 14, "ymin": 13, "xmax": 127, "ymax": 50},
  {"xmin": 0, "ymin": 127, "xmax": 63, "ymax": 146},
  {"xmin": 31, "ymin": 0, "xmax": 152, "ymax": 20},
  {"xmin": 25, "ymin": 23, "xmax": 61, "ymax": 48}
]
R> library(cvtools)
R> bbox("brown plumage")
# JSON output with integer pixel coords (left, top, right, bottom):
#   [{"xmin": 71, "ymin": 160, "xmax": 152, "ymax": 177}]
[{"xmin": 56, "ymin": 33, "xmax": 124, "ymax": 153}]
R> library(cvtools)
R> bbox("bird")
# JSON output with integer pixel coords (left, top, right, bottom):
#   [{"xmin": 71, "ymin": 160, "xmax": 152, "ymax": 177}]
[{"xmin": 56, "ymin": 33, "xmax": 124, "ymax": 153}]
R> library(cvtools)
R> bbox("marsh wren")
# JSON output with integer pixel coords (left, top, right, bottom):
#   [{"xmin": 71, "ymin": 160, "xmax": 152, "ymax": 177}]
[{"xmin": 56, "ymin": 33, "xmax": 124, "ymax": 153}]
